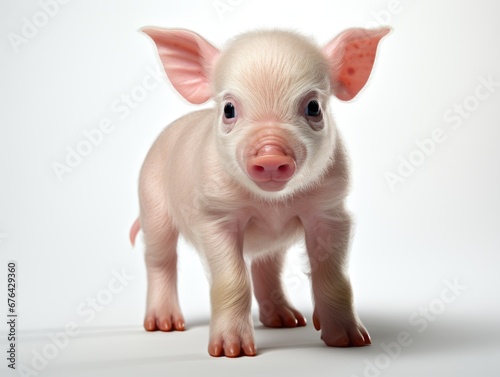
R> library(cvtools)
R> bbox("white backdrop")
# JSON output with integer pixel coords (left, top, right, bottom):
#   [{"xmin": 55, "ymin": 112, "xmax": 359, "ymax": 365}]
[{"xmin": 1, "ymin": 0, "xmax": 500, "ymax": 376}]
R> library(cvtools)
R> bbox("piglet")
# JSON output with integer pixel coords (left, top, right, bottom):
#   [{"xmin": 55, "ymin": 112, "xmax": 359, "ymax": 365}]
[{"xmin": 130, "ymin": 26, "xmax": 389, "ymax": 357}]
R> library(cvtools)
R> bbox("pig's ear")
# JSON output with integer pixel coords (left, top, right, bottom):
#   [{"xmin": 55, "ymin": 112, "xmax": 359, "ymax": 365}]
[
  {"xmin": 323, "ymin": 27, "xmax": 390, "ymax": 101},
  {"xmin": 141, "ymin": 27, "xmax": 219, "ymax": 104}
]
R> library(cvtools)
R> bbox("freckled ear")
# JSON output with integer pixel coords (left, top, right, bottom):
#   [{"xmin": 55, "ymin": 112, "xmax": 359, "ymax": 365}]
[
  {"xmin": 323, "ymin": 27, "xmax": 390, "ymax": 101},
  {"xmin": 140, "ymin": 27, "xmax": 220, "ymax": 104}
]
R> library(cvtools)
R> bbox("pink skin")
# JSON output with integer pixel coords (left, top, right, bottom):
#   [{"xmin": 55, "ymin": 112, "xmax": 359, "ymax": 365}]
[{"xmin": 132, "ymin": 26, "xmax": 389, "ymax": 357}]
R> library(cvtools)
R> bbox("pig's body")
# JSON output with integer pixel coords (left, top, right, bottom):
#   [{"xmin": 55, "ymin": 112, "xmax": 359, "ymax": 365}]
[
  {"xmin": 140, "ymin": 108, "xmax": 348, "ymax": 257},
  {"xmin": 133, "ymin": 27, "xmax": 389, "ymax": 357}
]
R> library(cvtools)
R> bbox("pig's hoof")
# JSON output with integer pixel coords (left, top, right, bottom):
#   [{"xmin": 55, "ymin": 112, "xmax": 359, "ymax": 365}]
[
  {"xmin": 208, "ymin": 338, "xmax": 256, "ymax": 358},
  {"xmin": 313, "ymin": 311, "xmax": 371, "ymax": 347},
  {"xmin": 208, "ymin": 325, "xmax": 256, "ymax": 358},
  {"xmin": 259, "ymin": 304, "xmax": 307, "ymax": 328},
  {"xmin": 144, "ymin": 311, "xmax": 185, "ymax": 332}
]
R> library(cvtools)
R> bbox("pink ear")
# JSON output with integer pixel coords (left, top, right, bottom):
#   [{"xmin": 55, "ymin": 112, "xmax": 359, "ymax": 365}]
[
  {"xmin": 323, "ymin": 27, "xmax": 390, "ymax": 101},
  {"xmin": 141, "ymin": 27, "xmax": 220, "ymax": 104}
]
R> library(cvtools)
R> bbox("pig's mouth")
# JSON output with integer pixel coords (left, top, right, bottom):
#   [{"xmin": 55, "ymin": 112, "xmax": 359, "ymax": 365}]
[
  {"xmin": 245, "ymin": 145, "xmax": 297, "ymax": 192},
  {"xmin": 253, "ymin": 180, "xmax": 290, "ymax": 192}
]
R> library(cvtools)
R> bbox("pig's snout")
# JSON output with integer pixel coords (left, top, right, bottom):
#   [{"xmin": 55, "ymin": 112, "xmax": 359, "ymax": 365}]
[
  {"xmin": 247, "ymin": 154, "xmax": 295, "ymax": 182},
  {"xmin": 246, "ymin": 145, "xmax": 296, "ymax": 190}
]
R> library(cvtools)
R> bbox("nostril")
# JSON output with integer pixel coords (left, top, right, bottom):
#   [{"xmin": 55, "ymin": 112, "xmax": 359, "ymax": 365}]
[
  {"xmin": 278, "ymin": 164, "xmax": 289, "ymax": 172},
  {"xmin": 252, "ymin": 165, "xmax": 265, "ymax": 173}
]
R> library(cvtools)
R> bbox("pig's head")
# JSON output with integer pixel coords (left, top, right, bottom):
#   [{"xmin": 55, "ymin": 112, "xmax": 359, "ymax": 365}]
[{"xmin": 142, "ymin": 27, "xmax": 389, "ymax": 199}]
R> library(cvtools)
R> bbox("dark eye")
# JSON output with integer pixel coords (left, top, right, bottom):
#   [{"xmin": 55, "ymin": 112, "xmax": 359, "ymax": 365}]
[
  {"xmin": 224, "ymin": 102, "xmax": 236, "ymax": 119},
  {"xmin": 305, "ymin": 100, "xmax": 321, "ymax": 117}
]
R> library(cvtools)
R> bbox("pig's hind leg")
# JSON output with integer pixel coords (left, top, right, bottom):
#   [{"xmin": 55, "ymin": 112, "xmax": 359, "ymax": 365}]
[
  {"xmin": 252, "ymin": 252, "xmax": 307, "ymax": 328},
  {"xmin": 141, "ymin": 201, "xmax": 185, "ymax": 332}
]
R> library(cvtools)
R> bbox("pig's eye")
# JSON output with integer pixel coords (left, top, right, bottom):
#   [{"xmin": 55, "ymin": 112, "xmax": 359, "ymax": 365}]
[
  {"xmin": 222, "ymin": 100, "xmax": 238, "ymax": 132},
  {"xmin": 224, "ymin": 102, "xmax": 237, "ymax": 119},
  {"xmin": 305, "ymin": 100, "xmax": 321, "ymax": 117},
  {"xmin": 303, "ymin": 97, "xmax": 324, "ymax": 131}
]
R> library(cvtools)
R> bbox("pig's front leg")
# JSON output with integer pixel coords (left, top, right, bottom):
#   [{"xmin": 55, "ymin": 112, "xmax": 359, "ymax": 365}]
[
  {"xmin": 203, "ymin": 223, "xmax": 256, "ymax": 358},
  {"xmin": 303, "ymin": 208, "xmax": 371, "ymax": 347}
]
